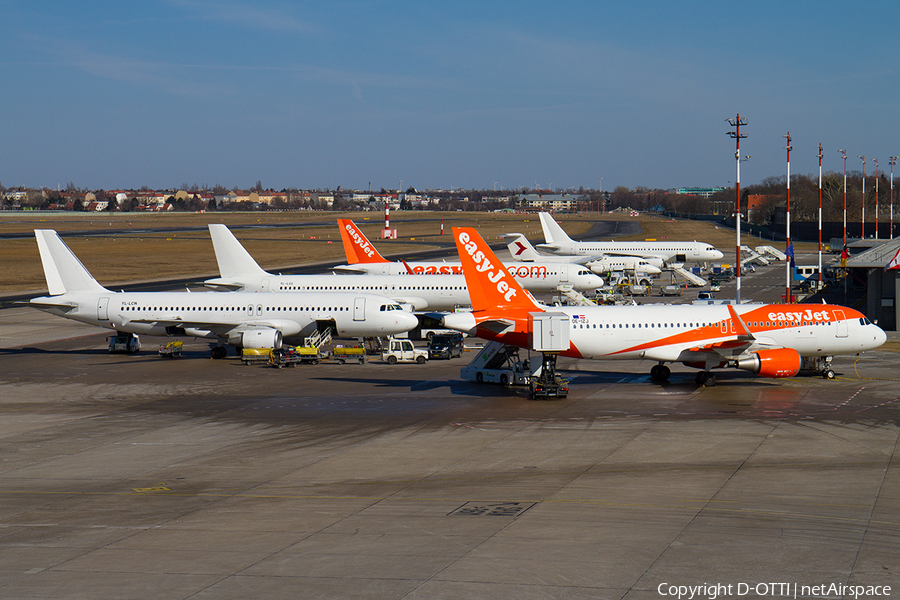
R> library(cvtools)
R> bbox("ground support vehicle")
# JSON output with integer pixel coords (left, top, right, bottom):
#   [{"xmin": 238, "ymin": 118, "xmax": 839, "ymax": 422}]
[
  {"xmin": 332, "ymin": 345, "xmax": 366, "ymax": 364},
  {"xmin": 158, "ymin": 340, "xmax": 183, "ymax": 358},
  {"xmin": 461, "ymin": 341, "xmax": 529, "ymax": 386},
  {"xmin": 428, "ymin": 333, "xmax": 465, "ymax": 359},
  {"xmin": 241, "ymin": 348, "xmax": 272, "ymax": 365},
  {"xmin": 108, "ymin": 333, "xmax": 140, "ymax": 354},
  {"xmin": 381, "ymin": 339, "xmax": 427, "ymax": 364},
  {"xmin": 660, "ymin": 284, "xmax": 683, "ymax": 296},
  {"xmin": 269, "ymin": 346, "xmax": 321, "ymax": 368},
  {"xmin": 528, "ymin": 354, "xmax": 569, "ymax": 399}
]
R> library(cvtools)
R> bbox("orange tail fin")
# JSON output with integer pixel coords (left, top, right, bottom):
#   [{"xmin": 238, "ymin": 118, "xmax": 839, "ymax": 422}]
[
  {"xmin": 453, "ymin": 227, "xmax": 540, "ymax": 312},
  {"xmin": 338, "ymin": 220, "xmax": 388, "ymax": 264}
]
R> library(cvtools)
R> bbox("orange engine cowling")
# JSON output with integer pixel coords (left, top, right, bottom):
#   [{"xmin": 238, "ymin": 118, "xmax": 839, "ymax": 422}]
[{"xmin": 735, "ymin": 348, "xmax": 801, "ymax": 378}]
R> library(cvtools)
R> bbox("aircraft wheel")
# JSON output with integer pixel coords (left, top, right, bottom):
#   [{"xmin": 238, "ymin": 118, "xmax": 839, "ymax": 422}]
[
  {"xmin": 211, "ymin": 346, "xmax": 227, "ymax": 360},
  {"xmin": 656, "ymin": 365, "xmax": 670, "ymax": 381},
  {"xmin": 823, "ymin": 369, "xmax": 835, "ymax": 380},
  {"xmin": 650, "ymin": 365, "xmax": 659, "ymax": 379}
]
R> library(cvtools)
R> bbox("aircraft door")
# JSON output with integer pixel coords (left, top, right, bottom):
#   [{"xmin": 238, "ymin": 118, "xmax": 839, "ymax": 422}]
[
  {"xmin": 559, "ymin": 265, "xmax": 569, "ymax": 285},
  {"xmin": 353, "ymin": 297, "xmax": 366, "ymax": 321},
  {"xmin": 834, "ymin": 309, "xmax": 848, "ymax": 337},
  {"xmin": 97, "ymin": 297, "xmax": 110, "ymax": 320}
]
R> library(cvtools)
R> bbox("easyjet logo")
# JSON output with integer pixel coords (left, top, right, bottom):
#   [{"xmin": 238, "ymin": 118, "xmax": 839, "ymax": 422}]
[
  {"xmin": 343, "ymin": 223, "xmax": 376, "ymax": 258},
  {"xmin": 459, "ymin": 231, "xmax": 517, "ymax": 301},
  {"xmin": 507, "ymin": 265, "xmax": 548, "ymax": 279},
  {"xmin": 767, "ymin": 309, "xmax": 833, "ymax": 322},
  {"xmin": 412, "ymin": 265, "xmax": 464, "ymax": 275}
]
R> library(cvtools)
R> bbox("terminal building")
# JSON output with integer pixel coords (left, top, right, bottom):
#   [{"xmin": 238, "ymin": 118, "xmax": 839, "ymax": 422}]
[{"xmin": 845, "ymin": 238, "xmax": 900, "ymax": 331}]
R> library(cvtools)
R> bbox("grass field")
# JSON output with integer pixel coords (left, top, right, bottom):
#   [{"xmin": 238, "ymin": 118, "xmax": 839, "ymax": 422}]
[{"xmin": 0, "ymin": 211, "xmax": 809, "ymax": 295}]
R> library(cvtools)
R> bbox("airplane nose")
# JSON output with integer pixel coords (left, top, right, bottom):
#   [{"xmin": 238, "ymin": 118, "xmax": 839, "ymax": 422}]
[{"xmin": 398, "ymin": 312, "xmax": 419, "ymax": 332}]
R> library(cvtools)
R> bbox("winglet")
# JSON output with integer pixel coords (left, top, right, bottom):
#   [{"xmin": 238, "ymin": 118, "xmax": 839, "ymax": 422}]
[
  {"xmin": 337, "ymin": 220, "xmax": 388, "ymax": 264},
  {"xmin": 453, "ymin": 227, "xmax": 540, "ymax": 312}
]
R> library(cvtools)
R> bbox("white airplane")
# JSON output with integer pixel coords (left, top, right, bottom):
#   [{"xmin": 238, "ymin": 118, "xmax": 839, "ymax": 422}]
[
  {"xmin": 441, "ymin": 227, "xmax": 886, "ymax": 386},
  {"xmin": 537, "ymin": 212, "xmax": 724, "ymax": 264},
  {"xmin": 503, "ymin": 233, "xmax": 663, "ymax": 275},
  {"xmin": 24, "ymin": 230, "xmax": 418, "ymax": 359},
  {"xmin": 334, "ymin": 219, "xmax": 605, "ymax": 290},
  {"xmin": 202, "ymin": 224, "xmax": 603, "ymax": 312}
]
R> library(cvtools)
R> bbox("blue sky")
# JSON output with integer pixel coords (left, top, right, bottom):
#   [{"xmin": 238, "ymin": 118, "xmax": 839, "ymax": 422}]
[{"xmin": 2, "ymin": 0, "xmax": 899, "ymax": 192}]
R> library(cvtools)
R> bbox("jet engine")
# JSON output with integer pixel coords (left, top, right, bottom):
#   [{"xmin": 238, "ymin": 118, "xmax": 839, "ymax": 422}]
[
  {"xmin": 734, "ymin": 348, "xmax": 801, "ymax": 378},
  {"xmin": 230, "ymin": 328, "xmax": 282, "ymax": 349}
]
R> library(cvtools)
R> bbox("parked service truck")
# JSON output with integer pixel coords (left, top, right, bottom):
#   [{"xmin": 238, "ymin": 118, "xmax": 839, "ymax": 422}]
[{"xmin": 381, "ymin": 338, "xmax": 428, "ymax": 364}]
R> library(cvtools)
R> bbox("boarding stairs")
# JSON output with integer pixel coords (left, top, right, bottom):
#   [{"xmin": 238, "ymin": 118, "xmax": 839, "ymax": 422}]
[
  {"xmin": 556, "ymin": 284, "xmax": 597, "ymax": 306},
  {"xmin": 670, "ymin": 266, "xmax": 707, "ymax": 287},
  {"xmin": 740, "ymin": 245, "xmax": 770, "ymax": 267},
  {"xmin": 304, "ymin": 328, "xmax": 333, "ymax": 349},
  {"xmin": 756, "ymin": 245, "xmax": 787, "ymax": 261}
]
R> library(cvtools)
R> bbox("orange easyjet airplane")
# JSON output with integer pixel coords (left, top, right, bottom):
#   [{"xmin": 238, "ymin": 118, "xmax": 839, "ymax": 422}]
[
  {"xmin": 440, "ymin": 227, "xmax": 886, "ymax": 386},
  {"xmin": 335, "ymin": 219, "xmax": 604, "ymax": 292}
]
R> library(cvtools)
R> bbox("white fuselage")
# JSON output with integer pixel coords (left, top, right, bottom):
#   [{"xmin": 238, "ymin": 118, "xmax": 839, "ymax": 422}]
[
  {"xmin": 445, "ymin": 303, "xmax": 886, "ymax": 362},
  {"xmin": 208, "ymin": 265, "xmax": 604, "ymax": 311},
  {"xmin": 538, "ymin": 240, "xmax": 724, "ymax": 264},
  {"xmin": 30, "ymin": 290, "xmax": 418, "ymax": 343}
]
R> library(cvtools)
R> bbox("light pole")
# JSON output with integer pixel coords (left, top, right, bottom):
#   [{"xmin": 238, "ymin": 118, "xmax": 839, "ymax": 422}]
[
  {"xmin": 891, "ymin": 157, "xmax": 896, "ymax": 239},
  {"xmin": 817, "ymin": 143, "xmax": 823, "ymax": 290},
  {"xmin": 840, "ymin": 149, "xmax": 847, "ymax": 245},
  {"xmin": 727, "ymin": 114, "xmax": 747, "ymax": 305},
  {"xmin": 859, "ymin": 156, "xmax": 866, "ymax": 239},
  {"xmin": 874, "ymin": 159, "xmax": 879, "ymax": 239},
  {"xmin": 784, "ymin": 132, "xmax": 792, "ymax": 303}
]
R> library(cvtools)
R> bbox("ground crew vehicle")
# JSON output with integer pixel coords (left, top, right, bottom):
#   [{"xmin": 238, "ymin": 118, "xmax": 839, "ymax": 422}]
[
  {"xmin": 428, "ymin": 333, "xmax": 464, "ymax": 359},
  {"xmin": 461, "ymin": 342, "xmax": 529, "ymax": 386},
  {"xmin": 241, "ymin": 348, "xmax": 272, "ymax": 364},
  {"xmin": 158, "ymin": 340, "xmax": 183, "ymax": 357},
  {"xmin": 381, "ymin": 339, "xmax": 427, "ymax": 364},
  {"xmin": 332, "ymin": 345, "xmax": 366, "ymax": 364}
]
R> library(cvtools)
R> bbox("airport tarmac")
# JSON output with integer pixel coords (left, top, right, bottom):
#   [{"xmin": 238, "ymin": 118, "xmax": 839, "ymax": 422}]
[{"xmin": 0, "ymin": 306, "xmax": 898, "ymax": 600}]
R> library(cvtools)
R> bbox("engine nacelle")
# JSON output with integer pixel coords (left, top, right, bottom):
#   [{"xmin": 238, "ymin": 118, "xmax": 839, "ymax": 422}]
[
  {"xmin": 230, "ymin": 328, "xmax": 282, "ymax": 349},
  {"xmin": 734, "ymin": 348, "xmax": 801, "ymax": 378}
]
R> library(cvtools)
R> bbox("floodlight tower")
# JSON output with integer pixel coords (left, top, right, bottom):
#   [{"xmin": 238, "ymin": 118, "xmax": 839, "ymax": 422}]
[
  {"xmin": 873, "ymin": 159, "xmax": 879, "ymax": 239},
  {"xmin": 817, "ymin": 143, "xmax": 823, "ymax": 290},
  {"xmin": 726, "ymin": 114, "xmax": 747, "ymax": 304},
  {"xmin": 890, "ymin": 156, "xmax": 896, "ymax": 239},
  {"xmin": 784, "ymin": 132, "xmax": 793, "ymax": 303},
  {"xmin": 859, "ymin": 156, "xmax": 866, "ymax": 239},
  {"xmin": 839, "ymin": 149, "xmax": 847, "ymax": 246}
]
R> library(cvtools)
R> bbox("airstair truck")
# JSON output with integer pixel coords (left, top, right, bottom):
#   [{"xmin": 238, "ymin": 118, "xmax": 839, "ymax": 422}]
[{"xmin": 461, "ymin": 341, "xmax": 529, "ymax": 386}]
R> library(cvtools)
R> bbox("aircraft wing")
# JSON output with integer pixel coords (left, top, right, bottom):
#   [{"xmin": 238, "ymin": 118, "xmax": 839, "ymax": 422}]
[{"xmin": 477, "ymin": 318, "xmax": 516, "ymax": 335}]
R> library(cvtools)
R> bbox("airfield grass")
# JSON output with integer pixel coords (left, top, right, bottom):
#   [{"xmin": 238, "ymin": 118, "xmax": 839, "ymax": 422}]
[{"xmin": 0, "ymin": 211, "xmax": 812, "ymax": 295}]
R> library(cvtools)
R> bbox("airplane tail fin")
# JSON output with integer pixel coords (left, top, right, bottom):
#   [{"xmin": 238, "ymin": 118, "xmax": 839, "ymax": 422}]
[
  {"xmin": 453, "ymin": 227, "xmax": 540, "ymax": 313},
  {"xmin": 337, "ymin": 220, "xmax": 388, "ymax": 264},
  {"xmin": 502, "ymin": 233, "xmax": 542, "ymax": 261},
  {"xmin": 34, "ymin": 230, "xmax": 110, "ymax": 295},
  {"xmin": 539, "ymin": 212, "xmax": 574, "ymax": 245},
  {"xmin": 208, "ymin": 224, "xmax": 270, "ymax": 278}
]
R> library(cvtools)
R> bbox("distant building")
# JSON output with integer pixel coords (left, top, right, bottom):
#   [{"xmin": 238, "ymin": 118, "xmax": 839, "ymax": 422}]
[
  {"xmin": 518, "ymin": 193, "xmax": 586, "ymax": 212},
  {"xmin": 676, "ymin": 187, "xmax": 725, "ymax": 199}
]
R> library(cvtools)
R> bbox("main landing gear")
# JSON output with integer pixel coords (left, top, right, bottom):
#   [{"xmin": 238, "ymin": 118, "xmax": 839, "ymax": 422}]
[
  {"xmin": 210, "ymin": 346, "xmax": 228, "ymax": 359},
  {"xmin": 650, "ymin": 364, "xmax": 716, "ymax": 386},
  {"xmin": 649, "ymin": 364, "xmax": 670, "ymax": 382}
]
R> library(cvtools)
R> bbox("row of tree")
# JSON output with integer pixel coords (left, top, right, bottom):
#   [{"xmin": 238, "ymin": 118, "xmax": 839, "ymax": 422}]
[{"xmin": 3, "ymin": 172, "xmax": 896, "ymax": 223}]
